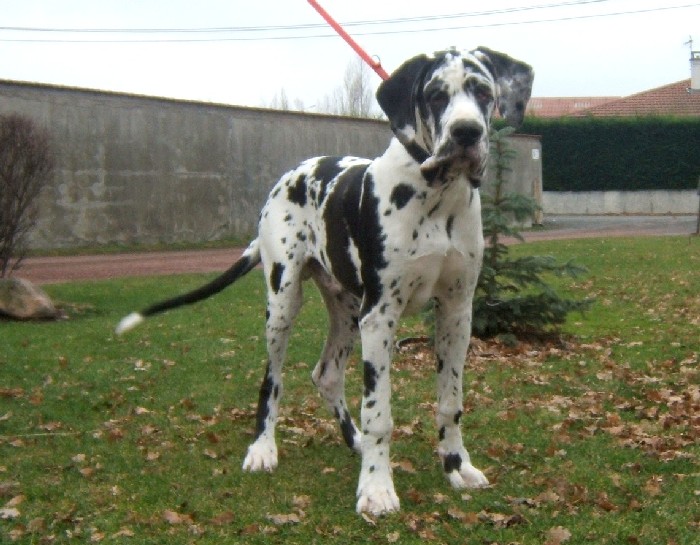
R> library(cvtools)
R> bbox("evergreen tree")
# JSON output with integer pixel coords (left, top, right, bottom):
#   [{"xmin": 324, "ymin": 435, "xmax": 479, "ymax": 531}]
[{"xmin": 472, "ymin": 127, "xmax": 591, "ymax": 341}]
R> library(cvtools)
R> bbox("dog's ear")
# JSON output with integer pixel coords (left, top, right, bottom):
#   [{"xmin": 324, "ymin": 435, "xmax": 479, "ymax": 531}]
[
  {"xmin": 474, "ymin": 47, "xmax": 534, "ymax": 128},
  {"xmin": 376, "ymin": 54, "xmax": 433, "ymax": 149}
]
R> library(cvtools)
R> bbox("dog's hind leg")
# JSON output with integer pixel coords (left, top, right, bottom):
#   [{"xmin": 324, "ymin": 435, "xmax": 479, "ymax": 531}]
[
  {"xmin": 310, "ymin": 266, "xmax": 362, "ymax": 453},
  {"xmin": 242, "ymin": 262, "xmax": 303, "ymax": 473}
]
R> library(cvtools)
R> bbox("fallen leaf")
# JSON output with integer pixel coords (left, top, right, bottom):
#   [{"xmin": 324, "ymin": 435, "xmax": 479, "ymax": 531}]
[
  {"xmin": 210, "ymin": 511, "xmax": 235, "ymax": 526},
  {"xmin": 545, "ymin": 525, "xmax": 572, "ymax": 545},
  {"xmin": 163, "ymin": 509, "xmax": 192, "ymax": 525},
  {"xmin": 266, "ymin": 513, "xmax": 301, "ymax": 525},
  {"xmin": 111, "ymin": 527, "xmax": 135, "ymax": 538},
  {"xmin": 0, "ymin": 507, "xmax": 20, "ymax": 520},
  {"xmin": 392, "ymin": 459, "xmax": 416, "ymax": 473},
  {"xmin": 292, "ymin": 495, "xmax": 311, "ymax": 510},
  {"xmin": 387, "ymin": 531, "xmax": 400, "ymax": 543},
  {"xmin": 4, "ymin": 495, "xmax": 25, "ymax": 508}
]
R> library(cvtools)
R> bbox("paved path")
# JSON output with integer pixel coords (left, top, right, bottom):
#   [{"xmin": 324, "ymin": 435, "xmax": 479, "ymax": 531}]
[{"xmin": 18, "ymin": 215, "xmax": 698, "ymax": 285}]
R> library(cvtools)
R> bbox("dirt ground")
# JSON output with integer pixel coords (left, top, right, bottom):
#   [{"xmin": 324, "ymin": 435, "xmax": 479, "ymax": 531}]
[{"xmin": 18, "ymin": 215, "xmax": 698, "ymax": 285}]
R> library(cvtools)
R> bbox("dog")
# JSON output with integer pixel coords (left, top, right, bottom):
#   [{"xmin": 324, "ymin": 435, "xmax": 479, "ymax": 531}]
[{"xmin": 117, "ymin": 47, "xmax": 533, "ymax": 515}]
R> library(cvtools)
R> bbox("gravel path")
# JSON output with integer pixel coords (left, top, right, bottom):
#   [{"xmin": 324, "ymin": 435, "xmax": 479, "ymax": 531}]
[{"xmin": 18, "ymin": 215, "xmax": 697, "ymax": 285}]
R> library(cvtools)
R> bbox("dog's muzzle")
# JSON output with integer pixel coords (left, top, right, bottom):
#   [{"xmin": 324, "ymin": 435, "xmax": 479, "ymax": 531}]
[{"xmin": 419, "ymin": 120, "xmax": 487, "ymax": 176}]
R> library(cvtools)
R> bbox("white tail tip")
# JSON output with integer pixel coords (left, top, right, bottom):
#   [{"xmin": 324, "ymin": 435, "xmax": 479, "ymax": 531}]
[{"xmin": 115, "ymin": 312, "xmax": 145, "ymax": 335}]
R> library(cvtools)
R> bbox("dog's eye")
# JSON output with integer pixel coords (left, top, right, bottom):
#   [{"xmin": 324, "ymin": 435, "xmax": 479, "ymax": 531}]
[
  {"xmin": 474, "ymin": 86, "xmax": 493, "ymax": 104},
  {"xmin": 428, "ymin": 90, "xmax": 449, "ymax": 110}
]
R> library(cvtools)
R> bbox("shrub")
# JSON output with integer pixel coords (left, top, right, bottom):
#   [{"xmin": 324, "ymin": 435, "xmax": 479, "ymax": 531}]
[
  {"xmin": 0, "ymin": 114, "xmax": 54, "ymax": 277},
  {"xmin": 473, "ymin": 127, "xmax": 591, "ymax": 339}
]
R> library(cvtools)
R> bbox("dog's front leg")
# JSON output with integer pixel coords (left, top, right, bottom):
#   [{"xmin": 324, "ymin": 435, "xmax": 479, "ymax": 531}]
[
  {"xmin": 355, "ymin": 306, "xmax": 400, "ymax": 515},
  {"xmin": 434, "ymin": 295, "xmax": 489, "ymax": 490}
]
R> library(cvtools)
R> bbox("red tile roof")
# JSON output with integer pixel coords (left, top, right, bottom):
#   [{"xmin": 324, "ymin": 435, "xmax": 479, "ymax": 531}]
[
  {"xmin": 574, "ymin": 79, "xmax": 700, "ymax": 117},
  {"xmin": 526, "ymin": 97, "xmax": 619, "ymax": 117},
  {"xmin": 526, "ymin": 79, "xmax": 700, "ymax": 118}
]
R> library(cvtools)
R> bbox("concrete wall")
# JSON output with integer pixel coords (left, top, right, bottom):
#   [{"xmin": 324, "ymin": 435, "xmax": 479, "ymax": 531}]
[
  {"xmin": 483, "ymin": 134, "xmax": 543, "ymax": 226},
  {"xmin": 0, "ymin": 80, "xmax": 542, "ymax": 249},
  {"xmin": 543, "ymin": 190, "xmax": 699, "ymax": 215}
]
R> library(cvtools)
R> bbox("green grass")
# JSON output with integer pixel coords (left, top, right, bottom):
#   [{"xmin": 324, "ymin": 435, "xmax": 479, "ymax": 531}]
[{"xmin": 1, "ymin": 236, "xmax": 698, "ymax": 544}]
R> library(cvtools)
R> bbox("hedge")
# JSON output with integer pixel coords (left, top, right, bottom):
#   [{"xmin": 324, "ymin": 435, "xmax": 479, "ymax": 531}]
[{"xmin": 514, "ymin": 117, "xmax": 700, "ymax": 191}]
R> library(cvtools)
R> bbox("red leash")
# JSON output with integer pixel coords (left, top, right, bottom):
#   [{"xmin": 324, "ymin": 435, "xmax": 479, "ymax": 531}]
[{"xmin": 307, "ymin": 0, "xmax": 389, "ymax": 81}]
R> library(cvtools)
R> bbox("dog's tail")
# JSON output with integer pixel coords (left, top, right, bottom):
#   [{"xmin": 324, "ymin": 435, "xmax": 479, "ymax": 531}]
[{"xmin": 115, "ymin": 240, "xmax": 261, "ymax": 335}]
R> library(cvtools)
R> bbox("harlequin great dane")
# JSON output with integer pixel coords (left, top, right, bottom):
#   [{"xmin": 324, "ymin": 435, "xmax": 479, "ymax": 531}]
[{"xmin": 117, "ymin": 47, "xmax": 533, "ymax": 515}]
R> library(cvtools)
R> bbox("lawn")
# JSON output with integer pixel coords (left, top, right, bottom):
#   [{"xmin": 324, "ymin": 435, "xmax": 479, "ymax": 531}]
[{"xmin": 1, "ymin": 236, "xmax": 698, "ymax": 544}]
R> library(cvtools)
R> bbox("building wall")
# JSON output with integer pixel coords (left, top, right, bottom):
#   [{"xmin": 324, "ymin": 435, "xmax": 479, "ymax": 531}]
[
  {"xmin": 543, "ymin": 190, "xmax": 698, "ymax": 215},
  {"xmin": 0, "ymin": 80, "xmax": 542, "ymax": 249}
]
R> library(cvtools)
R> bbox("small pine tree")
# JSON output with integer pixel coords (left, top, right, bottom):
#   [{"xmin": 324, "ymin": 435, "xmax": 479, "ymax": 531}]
[{"xmin": 472, "ymin": 127, "xmax": 591, "ymax": 340}]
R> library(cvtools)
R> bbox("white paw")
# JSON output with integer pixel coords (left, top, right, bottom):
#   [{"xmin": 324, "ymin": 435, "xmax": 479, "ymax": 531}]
[
  {"xmin": 242, "ymin": 440, "xmax": 278, "ymax": 472},
  {"xmin": 356, "ymin": 477, "xmax": 400, "ymax": 515},
  {"xmin": 447, "ymin": 463, "xmax": 489, "ymax": 490}
]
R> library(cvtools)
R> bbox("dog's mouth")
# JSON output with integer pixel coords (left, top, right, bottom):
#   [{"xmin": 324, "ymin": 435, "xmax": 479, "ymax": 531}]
[{"xmin": 419, "ymin": 141, "xmax": 484, "ymax": 176}]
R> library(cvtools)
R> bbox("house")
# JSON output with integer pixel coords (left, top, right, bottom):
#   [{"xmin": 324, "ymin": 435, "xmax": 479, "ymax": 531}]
[
  {"xmin": 527, "ymin": 79, "xmax": 700, "ymax": 118},
  {"xmin": 525, "ymin": 96, "xmax": 619, "ymax": 118}
]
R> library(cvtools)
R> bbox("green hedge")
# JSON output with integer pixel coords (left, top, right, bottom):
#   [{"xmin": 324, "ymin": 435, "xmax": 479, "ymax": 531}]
[{"xmin": 515, "ymin": 117, "xmax": 700, "ymax": 191}]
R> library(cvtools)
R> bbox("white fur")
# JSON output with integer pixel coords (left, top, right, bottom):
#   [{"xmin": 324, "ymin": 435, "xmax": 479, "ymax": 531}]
[{"xmin": 115, "ymin": 312, "xmax": 144, "ymax": 336}]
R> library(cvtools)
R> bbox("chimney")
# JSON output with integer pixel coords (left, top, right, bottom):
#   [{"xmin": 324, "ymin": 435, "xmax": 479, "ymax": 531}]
[{"xmin": 691, "ymin": 51, "xmax": 700, "ymax": 92}]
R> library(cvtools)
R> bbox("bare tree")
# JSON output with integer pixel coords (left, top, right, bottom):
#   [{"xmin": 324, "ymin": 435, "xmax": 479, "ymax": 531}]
[
  {"xmin": 319, "ymin": 57, "xmax": 378, "ymax": 117},
  {"xmin": 267, "ymin": 89, "xmax": 307, "ymax": 112},
  {"xmin": 0, "ymin": 114, "xmax": 54, "ymax": 277}
]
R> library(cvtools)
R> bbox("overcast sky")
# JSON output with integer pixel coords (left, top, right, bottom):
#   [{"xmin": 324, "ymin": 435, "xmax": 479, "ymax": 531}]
[{"xmin": 1, "ymin": 0, "xmax": 698, "ymax": 110}]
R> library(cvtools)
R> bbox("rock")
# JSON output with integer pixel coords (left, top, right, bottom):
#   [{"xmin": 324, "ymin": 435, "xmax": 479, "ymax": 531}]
[{"xmin": 0, "ymin": 278, "xmax": 60, "ymax": 320}]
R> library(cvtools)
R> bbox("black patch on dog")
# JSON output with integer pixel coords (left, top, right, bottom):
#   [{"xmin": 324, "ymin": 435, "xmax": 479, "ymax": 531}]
[
  {"xmin": 390, "ymin": 183, "xmax": 416, "ymax": 210},
  {"xmin": 314, "ymin": 157, "xmax": 344, "ymax": 203},
  {"xmin": 270, "ymin": 262, "xmax": 285, "ymax": 293},
  {"xmin": 446, "ymin": 215, "xmax": 455, "ymax": 239},
  {"xmin": 354, "ymin": 173, "xmax": 388, "ymax": 316},
  {"xmin": 323, "ymin": 164, "xmax": 368, "ymax": 297},
  {"xmin": 436, "ymin": 356, "xmax": 445, "ymax": 374},
  {"xmin": 363, "ymin": 360, "xmax": 378, "ymax": 397},
  {"xmin": 254, "ymin": 362, "xmax": 274, "ymax": 438},
  {"xmin": 443, "ymin": 453, "xmax": 462, "ymax": 473},
  {"xmin": 336, "ymin": 408, "xmax": 357, "ymax": 449},
  {"xmin": 287, "ymin": 174, "xmax": 307, "ymax": 207}
]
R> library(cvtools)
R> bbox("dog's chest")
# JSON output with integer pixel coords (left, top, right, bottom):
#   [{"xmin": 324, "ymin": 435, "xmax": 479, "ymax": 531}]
[{"xmin": 380, "ymin": 185, "xmax": 481, "ymax": 314}]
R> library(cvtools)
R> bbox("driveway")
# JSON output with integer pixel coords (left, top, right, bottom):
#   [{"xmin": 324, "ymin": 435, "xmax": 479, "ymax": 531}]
[{"xmin": 18, "ymin": 215, "xmax": 698, "ymax": 285}]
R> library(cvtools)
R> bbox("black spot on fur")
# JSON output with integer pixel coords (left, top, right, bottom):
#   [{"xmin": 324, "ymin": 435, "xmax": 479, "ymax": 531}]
[
  {"xmin": 287, "ymin": 174, "xmax": 307, "ymax": 207},
  {"xmin": 270, "ymin": 262, "xmax": 285, "ymax": 293},
  {"xmin": 390, "ymin": 183, "xmax": 416, "ymax": 210},
  {"xmin": 446, "ymin": 215, "xmax": 455, "ymax": 239},
  {"xmin": 355, "ymin": 173, "xmax": 388, "ymax": 317},
  {"xmin": 337, "ymin": 408, "xmax": 357, "ymax": 450},
  {"xmin": 363, "ymin": 360, "xmax": 378, "ymax": 397},
  {"xmin": 323, "ymin": 163, "xmax": 368, "ymax": 297},
  {"xmin": 454, "ymin": 410, "xmax": 462, "ymax": 424},
  {"xmin": 254, "ymin": 362, "xmax": 274, "ymax": 438},
  {"xmin": 444, "ymin": 453, "xmax": 462, "ymax": 473},
  {"xmin": 436, "ymin": 356, "xmax": 445, "ymax": 374},
  {"xmin": 314, "ymin": 157, "xmax": 345, "ymax": 203},
  {"xmin": 439, "ymin": 426, "xmax": 446, "ymax": 441}
]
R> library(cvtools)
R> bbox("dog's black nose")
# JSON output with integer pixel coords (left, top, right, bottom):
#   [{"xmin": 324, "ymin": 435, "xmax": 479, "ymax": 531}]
[{"xmin": 450, "ymin": 121, "xmax": 483, "ymax": 146}]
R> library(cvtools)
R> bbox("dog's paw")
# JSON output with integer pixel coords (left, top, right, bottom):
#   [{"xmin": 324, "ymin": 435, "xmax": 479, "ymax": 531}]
[
  {"xmin": 242, "ymin": 440, "xmax": 278, "ymax": 472},
  {"xmin": 356, "ymin": 484, "xmax": 400, "ymax": 516},
  {"xmin": 446, "ymin": 462, "xmax": 489, "ymax": 490}
]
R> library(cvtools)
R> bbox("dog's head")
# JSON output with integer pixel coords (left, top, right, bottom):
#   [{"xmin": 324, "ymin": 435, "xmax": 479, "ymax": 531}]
[{"xmin": 376, "ymin": 47, "xmax": 534, "ymax": 184}]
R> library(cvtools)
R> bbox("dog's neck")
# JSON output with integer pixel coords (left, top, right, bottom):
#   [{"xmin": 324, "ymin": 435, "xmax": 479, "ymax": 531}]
[{"xmin": 384, "ymin": 138, "xmax": 483, "ymax": 190}]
